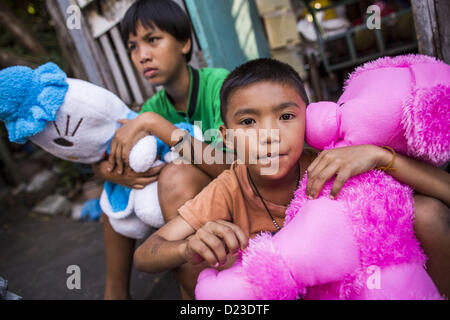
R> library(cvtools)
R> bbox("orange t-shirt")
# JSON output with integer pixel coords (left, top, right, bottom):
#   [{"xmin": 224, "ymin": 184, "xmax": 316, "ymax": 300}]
[{"xmin": 178, "ymin": 149, "xmax": 317, "ymax": 238}]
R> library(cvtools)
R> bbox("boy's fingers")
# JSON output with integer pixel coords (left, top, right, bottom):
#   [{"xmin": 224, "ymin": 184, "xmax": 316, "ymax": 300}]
[
  {"xmin": 189, "ymin": 238, "xmax": 217, "ymax": 266},
  {"xmin": 307, "ymin": 150, "xmax": 328, "ymax": 174},
  {"xmin": 145, "ymin": 163, "xmax": 167, "ymax": 177},
  {"xmin": 217, "ymin": 220, "xmax": 248, "ymax": 250},
  {"xmin": 209, "ymin": 224, "xmax": 240, "ymax": 255},
  {"xmin": 108, "ymin": 141, "xmax": 117, "ymax": 172},
  {"xmin": 116, "ymin": 144, "xmax": 124, "ymax": 175},
  {"xmin": 306, "ymin": 155, "xmax": 320, "ymax": 174},
  {"xmin": 308, "ymin": 163, "xmax": 340, "ymax": 199},
  {"xmin": 197, "ymin": 228, "xmax": 227, "ymax": 265},
  {"xmin": 330, "ymin": 169, "xmax": 351, "ymax": 199},
  {"xmin": 118, "ymin": 119, "xmax": 128, "ymax": 125},
  {"xmin": 122, "ymin": 146, "xmax": 130, "ymax": 167},
  {"xmin": 306, "ymin": 159, "xmax": 329, "ymax": 197},
  {"xmin": 220, "ymin": 231, "xmax": 240, "ymax": 255}
]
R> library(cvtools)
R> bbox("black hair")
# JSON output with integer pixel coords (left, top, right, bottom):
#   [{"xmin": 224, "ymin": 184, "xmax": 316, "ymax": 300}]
[
  {"xmin": 220, "ymin": 58, "xmax": 310, "ymax": 125},
  {"xmin": 120, "ymin": 0, "xmax": 193, "ymax": 62}
]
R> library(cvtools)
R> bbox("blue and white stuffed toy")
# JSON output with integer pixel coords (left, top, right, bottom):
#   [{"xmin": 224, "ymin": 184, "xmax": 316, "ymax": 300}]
[{"xmin": 0, "ymin": 62, "xmax": 203, "ymax": 239}]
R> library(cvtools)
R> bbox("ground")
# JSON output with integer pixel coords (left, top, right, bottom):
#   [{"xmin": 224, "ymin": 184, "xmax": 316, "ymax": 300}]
[{"xmin": 0, "ymin": 205, "xmax": 181, "ymax": 300}]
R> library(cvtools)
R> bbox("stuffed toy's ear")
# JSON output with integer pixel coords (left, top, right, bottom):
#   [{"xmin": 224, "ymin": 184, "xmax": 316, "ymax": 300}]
[
  {"xmin": 402, "ymin": 83, "xmax": 450, "ymax": 166},
  {"xmin": 305, "ymin": 102, "xmax": 340, "ymax": 149},
  {"xmin": 401, "ymin": 62, "xmax": 450, "ymax": 166},
  {"xmin": 0, "ymin": 62, "xmax": 68, "ymax": 143}
]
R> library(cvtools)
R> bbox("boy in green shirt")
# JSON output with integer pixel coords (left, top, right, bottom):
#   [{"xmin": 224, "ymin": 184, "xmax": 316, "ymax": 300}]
[
  {"xmin": 140, "ymin": 66, "xmax": 228, "ymax": 133},
  {"xmin": 92, "ymin": 0, "xmax": 230, "ymax": 299}
]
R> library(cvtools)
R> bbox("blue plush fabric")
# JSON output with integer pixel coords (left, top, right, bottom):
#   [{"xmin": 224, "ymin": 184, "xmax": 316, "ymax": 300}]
[
  {"xmin": 81, "ymin": 198, "xmax": 102, "ymax": 221},
  {"xmin": 126, "ymin": 110, "xmax": 138, "ymax": 120},
  {"xmin": 103, "ymin": 181, "xmax": 132, "ymax": 213},
  {"xmin": 0, "ymin": 62, "xmax": 68, "ymax": 143}
]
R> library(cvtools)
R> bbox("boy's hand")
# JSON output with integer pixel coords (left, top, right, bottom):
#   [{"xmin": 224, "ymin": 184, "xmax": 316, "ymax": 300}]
[
  {"xmin": 108, "ymin": 113, "xmax": 153, "ymax": 175},
  {"xmin": 183, "ymin": 220, "xmax": 248, "ymax": 267},
  {"xmin": 306, "ymin": 145, "xmax": 390, "ymax": 199},
  {"xmin": 98, "ymin": 160, "xmax": 166, "ymax": 189}
]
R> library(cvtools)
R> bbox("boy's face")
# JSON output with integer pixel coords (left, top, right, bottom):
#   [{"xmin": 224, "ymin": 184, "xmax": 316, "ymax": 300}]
[
  {"xmin": 220, "ymin": 81, "xmax": 306, "ymax": 180},
  {"xmin": 127, "ymin": 21, "xmax": 191, "ymax": 86}
]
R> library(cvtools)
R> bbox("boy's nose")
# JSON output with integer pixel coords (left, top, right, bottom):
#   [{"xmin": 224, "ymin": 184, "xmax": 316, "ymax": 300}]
[
  {"xmin": 139, "ymin": 48, "xmax": 153, "ymax": 64},
  {"xmin": 259, "ymin": 128, "xmax": 280, "ymax": 145},
  {"xmin": 258, "ymin": 119, "xmax": 280, "ymax": 144}
]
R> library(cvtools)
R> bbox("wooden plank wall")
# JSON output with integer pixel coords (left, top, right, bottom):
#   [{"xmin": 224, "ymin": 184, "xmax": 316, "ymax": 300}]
[
  {"xmin": 48, "ymin": 0, "xmax": 205, "ymax": 109},
  {"xmin": 185, "ymin": 0, "xmax": 271, "ymax": 71},
  {"xmin": 411, "ymin": 0, "xmax": 450, "ymax": 64}
]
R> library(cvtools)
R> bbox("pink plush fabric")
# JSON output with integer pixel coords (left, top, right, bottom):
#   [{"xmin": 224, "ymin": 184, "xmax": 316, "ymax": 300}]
[
  {"xmin": 343, "ymin": 54, "xmax": 439, "ymax": 89},
  {"xmin": 285, "ymin": 172, "xmax": 428, "ymax": 299},
  {"xmin": 307, "ymin": 55, "xmax": 450, "ymax": 163},
  {"xmin": 402, "ymin": 84, "xmax": 450, "ymax": 165},
  {"xmin": 195, "ymin": 54, "xmax": 449, "ymax": 300}
]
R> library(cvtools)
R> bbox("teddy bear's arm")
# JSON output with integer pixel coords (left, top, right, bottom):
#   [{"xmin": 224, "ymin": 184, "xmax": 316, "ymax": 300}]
[{"xmin": 196, "ymin": 198, "xmax": 360, "ymax": 300}]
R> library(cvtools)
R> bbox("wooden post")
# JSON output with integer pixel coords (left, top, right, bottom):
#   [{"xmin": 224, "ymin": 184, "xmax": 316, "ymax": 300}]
[
  {"xmin": 45, "ymin": 0, "xmax": 88, "ymax": 79},
  {"xmin": 99, "ymin": 33, "xmax": 132, "ymax": 104},
  {"xmin": 55, "ymin": 0, "xmax": 109, "ymax": 88},
  {"xmin": 110, "ymin": 26, "xmax": 144, "ymax": 104},
  {"xmin": 411, "ymin": 0, "xmax": 450, "ymax": 64}
]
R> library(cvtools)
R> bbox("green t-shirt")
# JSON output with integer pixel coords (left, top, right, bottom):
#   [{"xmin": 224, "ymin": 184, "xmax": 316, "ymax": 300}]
[{"xmin": 139, "ymin": 66, "xmax": 229, "ymax": 143}]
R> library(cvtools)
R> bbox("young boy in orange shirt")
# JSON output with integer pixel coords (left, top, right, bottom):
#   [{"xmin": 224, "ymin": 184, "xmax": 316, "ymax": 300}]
[
  {"xmin": 92, "ymin": 0, "xmax": 229, "ymax": 299},
  {"xmin": 133, "ymin": 59, "xmax": 449, "ymax": 299}
]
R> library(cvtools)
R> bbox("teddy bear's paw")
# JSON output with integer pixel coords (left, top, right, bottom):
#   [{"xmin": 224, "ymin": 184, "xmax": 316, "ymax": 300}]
[
  {"xmin": 108, "ymin": 213, "xmax": 152, "ymax": 239},
  {"xmin": 100, "ymin": 184, "xmax": 135, "ymax": 219},
  {"xmin": 195, "ymin": 263, "xmax": 257, "ymax": 300},
  {"xmin": 134, "ymin": 182, "xmax": 165, "ymax": 228},
  {"xmin": 129, "ymin": 135, "xmax": 158, "ymax": 172}
]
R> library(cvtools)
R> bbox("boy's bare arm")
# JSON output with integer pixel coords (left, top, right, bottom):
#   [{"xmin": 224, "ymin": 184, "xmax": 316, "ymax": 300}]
[
  {"xmin": 133, "ymin": 216, "xmax": 194, "ymax": 273},
  {"xmin": 384, "ymin": 150, "xmax": 450, "ymax": 206},
  {"xmin": 306, "ymin": 145, "xmax": 450, "ymax": 206},
  {"xmin": 91, "ymin": 160, "xmax": 165, "ymax": 189},
  {"xmin": 134, "ymin": 216, "xmax": 248, "ymax": 273}
]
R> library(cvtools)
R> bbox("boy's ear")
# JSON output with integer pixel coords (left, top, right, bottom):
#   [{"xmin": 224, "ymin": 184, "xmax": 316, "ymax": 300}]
[
  {"xmin": 219, "ymin": 124, "xmax": 227, "ymax": 142},
  {"xmin": 219, "ymin": 125, "xmax": 233, "ymax": 150},
  {"xmin": 181, "ymin": 38, "xmax": 191, "ymax": 55}
]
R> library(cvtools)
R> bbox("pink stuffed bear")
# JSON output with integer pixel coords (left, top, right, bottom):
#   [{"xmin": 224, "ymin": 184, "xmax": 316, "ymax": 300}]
[{"xmin": 195, "ymin": 54, "xmax": 449, "ymax": 300}]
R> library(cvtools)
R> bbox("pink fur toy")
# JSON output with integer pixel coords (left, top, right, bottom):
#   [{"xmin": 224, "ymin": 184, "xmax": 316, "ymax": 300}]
[{"xmin": 195, "ymin": 54, "xmax": 450, "ymax": 300}]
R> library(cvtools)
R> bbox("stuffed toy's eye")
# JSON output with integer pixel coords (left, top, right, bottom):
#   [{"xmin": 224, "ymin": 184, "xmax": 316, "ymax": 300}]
[{"xmin": 53, "ymin": 137, "xmax": 74, "ymax": 147}]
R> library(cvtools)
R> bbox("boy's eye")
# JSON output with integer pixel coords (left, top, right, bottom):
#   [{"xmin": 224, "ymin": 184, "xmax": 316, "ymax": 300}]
[
  {"xmin": 280, "ymin": 113, "xmax": 295, "ymax": 120},
  {"xmin": 147, "ymin": 36, "xmax": 160, "ymax": 43},
  {"xmin": 240, "ymin": 118, "xmax": 255, "ymax": 126},
  {"xmin": 127, "ymin": 44, "xmax": 137, "ymax": 52}
]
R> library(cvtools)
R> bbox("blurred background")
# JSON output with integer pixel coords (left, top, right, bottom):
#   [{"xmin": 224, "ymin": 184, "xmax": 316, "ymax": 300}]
[{"xmin": 0, "ymin": 0, "xmax": 448, "ymax": 299}]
